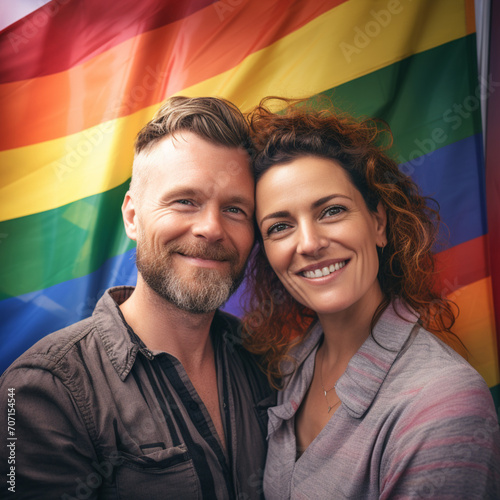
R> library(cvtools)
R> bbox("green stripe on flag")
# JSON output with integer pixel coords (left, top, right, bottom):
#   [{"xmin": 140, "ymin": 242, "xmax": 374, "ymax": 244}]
[
  {"xmin": 0, "ymin": 35, "xmax": 482, "ymax": 300},
  {"xmin": 0, "ymin": 181, "xmax": 135, "ymax": 300},
  {"xmin": 321, "ymin": 34, "xmax": 481, "ymax": 163}
]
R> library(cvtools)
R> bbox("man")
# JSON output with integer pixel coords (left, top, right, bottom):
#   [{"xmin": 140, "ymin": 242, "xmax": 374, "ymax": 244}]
[{"xmin": 0, "ymin": 97, "xmax": 273, "ymax": 499}]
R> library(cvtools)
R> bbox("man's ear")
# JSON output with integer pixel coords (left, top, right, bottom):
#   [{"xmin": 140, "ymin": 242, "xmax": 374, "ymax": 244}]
[
  {"xmin": 373, "ymin": 201, "xmax": 387, "ymax": 247},
  {"xmin": 122, "ymin": 191, "xmax": 138, "ymax": 242}
]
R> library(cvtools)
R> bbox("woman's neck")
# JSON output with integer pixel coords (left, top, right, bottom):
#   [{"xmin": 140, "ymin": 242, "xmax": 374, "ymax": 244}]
[{"xmin": 317, "ymin": 287, "xmax": 385, "ymax": 369}]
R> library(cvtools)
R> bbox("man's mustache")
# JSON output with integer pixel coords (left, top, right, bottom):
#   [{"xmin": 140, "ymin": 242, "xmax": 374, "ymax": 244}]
[{"xmin": 167, "ymin": 242, "xmax": 238, "ymax": 262}]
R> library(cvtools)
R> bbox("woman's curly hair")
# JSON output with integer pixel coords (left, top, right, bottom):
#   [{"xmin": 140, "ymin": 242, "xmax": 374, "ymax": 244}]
[{"xmin": 241, "ymin": 97, "xmax": 461, "ymax": 388}]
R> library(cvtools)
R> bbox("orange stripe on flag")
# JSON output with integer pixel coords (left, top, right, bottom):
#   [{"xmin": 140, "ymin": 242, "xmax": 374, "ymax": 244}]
[
  {"xmin": 465, "ymin": 0, "xmax": 476, "ymax": 35},
  {"xmin": 448, "ymin": 277, "xmax": 499, "ymax": 388},
  {"xmin": 0, "ymin": 0, "xmax": 345, "ymax": 150}
]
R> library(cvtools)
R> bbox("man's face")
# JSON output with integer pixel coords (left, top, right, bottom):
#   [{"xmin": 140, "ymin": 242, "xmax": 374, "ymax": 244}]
[{"xmin": 125, "ymin": 131, "xmax": 255, "ymax": 313}]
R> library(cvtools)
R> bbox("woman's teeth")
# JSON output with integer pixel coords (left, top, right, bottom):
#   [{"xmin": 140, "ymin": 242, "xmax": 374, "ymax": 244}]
[{"xmin": 303, "ymin": 261, "xmax": 346, "ymax": 279}]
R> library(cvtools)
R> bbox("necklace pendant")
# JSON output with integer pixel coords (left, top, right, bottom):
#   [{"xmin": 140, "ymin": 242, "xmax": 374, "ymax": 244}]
[{"xmin": 324, "ymin": 390, "xmax": 327, "ymax": 397}]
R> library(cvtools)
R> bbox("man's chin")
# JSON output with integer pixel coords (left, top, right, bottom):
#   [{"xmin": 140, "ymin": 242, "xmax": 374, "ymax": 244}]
[
  {"xmin": 145, "ymin": 272, "xmax": 235, "ymax": 314},
  {"xmin": 137, "ymin": 251, "xmax": 245, "ymax": 313}
]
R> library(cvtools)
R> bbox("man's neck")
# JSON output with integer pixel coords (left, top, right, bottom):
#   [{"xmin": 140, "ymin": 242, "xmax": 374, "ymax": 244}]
[{"xmin": 119, "ymin": 279, "xmax": 216, "ymax": 370}]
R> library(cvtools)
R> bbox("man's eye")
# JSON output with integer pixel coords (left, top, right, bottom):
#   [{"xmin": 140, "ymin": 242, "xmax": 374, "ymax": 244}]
[
  {"xmin": 267, "ymin": 223, "xmax": 289, "ymax": 235},
  {"xmin": 226, "ymin": 207, "xmax": 243, "ymax": 214},
  {"xmin": 175, "ymin": 199, "xmax": 193, "ymax": 206}
]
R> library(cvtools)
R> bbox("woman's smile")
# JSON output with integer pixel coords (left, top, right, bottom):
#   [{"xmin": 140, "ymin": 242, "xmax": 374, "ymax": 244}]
[
  {"xmin": 256, "ymin": 155, "xmax": 387, "ymax": 319},
  {"xmin": 297, "ymin": 259, "xmax": 348, "ymax": 279}
]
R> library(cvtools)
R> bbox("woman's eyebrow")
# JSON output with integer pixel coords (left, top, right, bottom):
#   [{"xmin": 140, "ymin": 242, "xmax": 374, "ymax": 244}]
[
  {"xmin": 259, "ymin": 210, "xmax": 290, "ymax": 227},
  {"xmin": 311, "ymin": 194, "xmax": 351, "ymax": 209}
]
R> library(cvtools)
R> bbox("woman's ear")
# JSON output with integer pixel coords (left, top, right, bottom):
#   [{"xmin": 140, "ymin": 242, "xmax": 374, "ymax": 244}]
[
  {"xmin": 373, "ymin": 201, "xmax": 387, "ymax": 247},
  {"xmin": 122, "ymin": 191, "xmax": 138, "ymax": 242}
]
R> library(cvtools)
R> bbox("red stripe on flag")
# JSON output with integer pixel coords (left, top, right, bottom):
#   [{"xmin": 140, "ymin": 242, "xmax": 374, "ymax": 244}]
[
  {"xmin": 434, "ymin": 236, "xmax": 489, "ymax": 297},
  {"xmin": 0, "ymin": 0, "xmax": 213, "ymax": 83},
  {"xmin": 0, "ymin": 0, "xmax": 346, "ymax": 149},
  {"xmin": 485, "ymin": 1, "xmax": 500, "ymax": 360}
]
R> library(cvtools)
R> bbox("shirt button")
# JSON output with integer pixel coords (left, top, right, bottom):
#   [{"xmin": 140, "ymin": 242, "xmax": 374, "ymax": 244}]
[{"xmin": 142, "ymin": 349, "xmax": 154, "ymax": 360}]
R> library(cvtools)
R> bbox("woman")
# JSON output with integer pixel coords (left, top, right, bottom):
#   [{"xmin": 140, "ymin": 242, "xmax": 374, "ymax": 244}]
[{"xmin": 242, "ymin": 97, "xmax": 500, "ymax": 499}]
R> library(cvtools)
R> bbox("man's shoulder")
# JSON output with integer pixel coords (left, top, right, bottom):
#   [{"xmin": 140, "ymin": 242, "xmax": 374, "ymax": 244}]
[
  {"xmin": 2, "ymin": 287, "xmax": 133, "ymax": 380},
  {"xmin": 2, "ymin": 315, "xmax": 96, "ymax": 376}
]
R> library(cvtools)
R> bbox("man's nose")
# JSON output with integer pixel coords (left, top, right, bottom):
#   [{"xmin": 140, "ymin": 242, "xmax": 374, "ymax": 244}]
[{"xmin": 191, "ymin": 207, "xmax": 225, "ymax": 242}]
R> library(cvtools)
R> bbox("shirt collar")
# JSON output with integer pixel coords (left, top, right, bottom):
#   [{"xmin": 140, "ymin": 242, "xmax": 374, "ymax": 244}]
[
  {"xmin": 92, "ymin": 286, "xmax": 243, "ymax": 381},
  {"xmin": 274, "ymin": 300, "xmax": 420, "ymax": 421},
  {"xmin": 336, "ymin": 300, "xmax": 419, "ymax": 418},
  {"xmin": 92, "ymin": 286, "xmax": 141, "ymax": 381}
]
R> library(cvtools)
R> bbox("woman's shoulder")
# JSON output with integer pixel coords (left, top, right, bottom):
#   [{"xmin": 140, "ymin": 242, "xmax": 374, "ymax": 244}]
[
  {"xmin": 378, "ymin": 326, "xmax": 500, "ymax": 499},
  {"xmin": 381, "ymin": 325, "xmax": 499, "ymax": 452},
  {"xmin": 389, "ymin": 324, "xmax": 494, "ymax": 407},
  {"xmin": 401, "ymin": 324, "xmax": 481, "ymax": 371}
]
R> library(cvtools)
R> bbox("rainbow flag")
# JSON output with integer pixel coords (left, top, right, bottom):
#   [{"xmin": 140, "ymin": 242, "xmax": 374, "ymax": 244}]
[{"xmin": 1, "ymin": 0, "xmax": 498, "ymax": 408}]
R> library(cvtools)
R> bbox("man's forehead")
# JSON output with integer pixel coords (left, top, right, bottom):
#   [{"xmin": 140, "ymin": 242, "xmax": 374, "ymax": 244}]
[
  {"xmin": 158, "ymin": 177, "xmax": 254, "ymax": 209},
  {"xmin": 134, "ymin": 131, "xmax": 253, "ymax": 203},
  {"xmin": 149, "ymin": 133, "xmax": 250, "ymax": 168},
  {"xmin": 158, "ymin": 130, "xmax": 249, "ymax": 156},
  {"xmin": 155, "ymin": 154, "xmax": 252, "ymax": 185},
  {"xmin": 154, "ymin": 149, "xmax": 252, "ymax": 192}
]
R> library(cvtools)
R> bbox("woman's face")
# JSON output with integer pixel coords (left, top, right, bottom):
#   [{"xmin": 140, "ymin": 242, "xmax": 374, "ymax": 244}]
[{"xmin": 256, "ymin": 156, "xmax": 387, "ymax": 320}]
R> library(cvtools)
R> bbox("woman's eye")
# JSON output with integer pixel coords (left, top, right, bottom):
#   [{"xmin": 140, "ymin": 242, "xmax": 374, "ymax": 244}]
[
  {"xmin": 321, "ymin": 205, "xmax": 345, "ymax": 218},
  {"xmin": 267, "ymin": 223, "xmax": 289, "ymax": 235}
]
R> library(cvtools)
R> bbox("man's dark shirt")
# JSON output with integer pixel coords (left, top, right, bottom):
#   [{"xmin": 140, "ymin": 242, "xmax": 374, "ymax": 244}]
[{"xmin": 0, "ymin": 287, "xmax": 273, "ymax": 499}]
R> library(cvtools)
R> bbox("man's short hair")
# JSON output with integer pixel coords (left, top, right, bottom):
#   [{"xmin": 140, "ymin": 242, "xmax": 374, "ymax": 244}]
[{"xmin": 130, "ymin": 96, "xmax": 253, "ymax": 200}]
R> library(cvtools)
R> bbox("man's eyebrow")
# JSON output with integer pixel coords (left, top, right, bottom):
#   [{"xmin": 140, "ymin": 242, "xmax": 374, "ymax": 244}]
[
  {"xmin": 162, "ymin": 188, "xmax": 199, "ymax": 200},
  {"xmin": 226, "ymin": 195, "xmax": 254, "ymax": 210}
]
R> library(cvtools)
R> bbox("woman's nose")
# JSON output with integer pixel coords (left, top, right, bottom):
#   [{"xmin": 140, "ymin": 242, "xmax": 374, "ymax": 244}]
[{"xmin": 296, "ymin": 223, "xmax": 328, "ymax": 257}]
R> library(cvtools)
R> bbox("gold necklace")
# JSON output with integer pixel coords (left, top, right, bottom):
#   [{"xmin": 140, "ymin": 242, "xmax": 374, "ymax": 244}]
[{"xmin": 318, "ymin": 348, "xmax": 341, "ymax": 413}]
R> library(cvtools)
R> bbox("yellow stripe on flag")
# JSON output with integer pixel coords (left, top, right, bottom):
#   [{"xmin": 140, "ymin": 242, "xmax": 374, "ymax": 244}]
[
  {"xmin": 181, "ymin": 0, "xmax": 470, "ymax": 104},
  {"xmin": 0, "ymin": 0, "xmax": 469, "ymax": 221}
]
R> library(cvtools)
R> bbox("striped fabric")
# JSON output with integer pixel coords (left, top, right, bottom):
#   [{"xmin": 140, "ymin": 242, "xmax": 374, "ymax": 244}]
[
  {"xmin": 0, "ymin": 287, "xmax": 270, "ymax": 498},
  {"xmin": 264, "ymin": 303, "xmax": 500, "ymax": 498},
  {"xmin": 0, "ymin": 1, "xmax": 498, "ymax": 409}
]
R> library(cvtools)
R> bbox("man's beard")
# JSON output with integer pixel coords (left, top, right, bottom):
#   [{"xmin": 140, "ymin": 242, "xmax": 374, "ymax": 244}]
[{"xmin": 135, "ymin": 236, "xmax": 246, "ymax": 314}]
